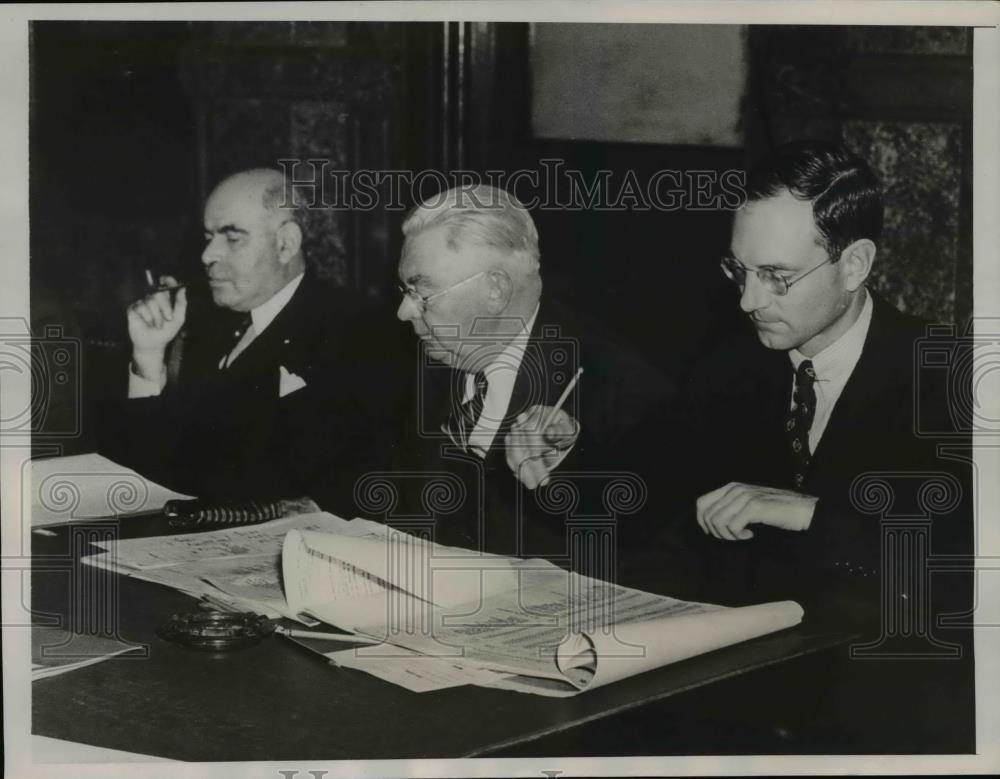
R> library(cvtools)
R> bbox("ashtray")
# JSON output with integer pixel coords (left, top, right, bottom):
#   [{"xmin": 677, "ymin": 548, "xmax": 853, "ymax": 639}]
[{"xmin": 156, "ymin": 611, "xmax": 275, "ymax": 651}]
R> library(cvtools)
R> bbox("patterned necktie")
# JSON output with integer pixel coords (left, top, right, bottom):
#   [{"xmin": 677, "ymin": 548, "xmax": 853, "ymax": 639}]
[
  {"xmin": 220, "ymin": 313, "xmax": 253, "ymax": 369},
  {"xmin": 442, "ymin": 371, "xmax": 489, "ymax": 456},
  {"xmin": 785, "ymin": 359, "xmax": 817, "ymax": 489}
]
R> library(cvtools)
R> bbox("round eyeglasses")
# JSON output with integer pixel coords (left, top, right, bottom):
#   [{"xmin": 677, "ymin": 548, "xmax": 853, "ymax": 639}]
[
  {"xmin": 396, "ymin": 270, "xmax": 486, "ymax": 313},
  {"xmin": 720, "ymin": 254, "xmax": 832, "ymax": 296}
]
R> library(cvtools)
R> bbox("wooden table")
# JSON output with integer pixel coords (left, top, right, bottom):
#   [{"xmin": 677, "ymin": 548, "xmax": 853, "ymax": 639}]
[{"xmin": 29, "ymin": 517, "xmax": 972, "ymax": 760}]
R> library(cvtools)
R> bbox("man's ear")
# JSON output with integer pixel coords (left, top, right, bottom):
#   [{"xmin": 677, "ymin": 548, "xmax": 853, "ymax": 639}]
[
  {"xmin": 839, "ymin": 238, "xmax": 876, "ymax": 291},
  {"xmin": 486, "ymin": 269, "xmax": 513, "ymax": 313},
  {"xmin": 276, "ymin": 221, "xmax": 303, "ymax": 265}
]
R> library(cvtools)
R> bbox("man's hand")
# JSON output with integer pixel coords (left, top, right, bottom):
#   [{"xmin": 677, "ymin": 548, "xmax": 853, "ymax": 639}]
[
  {"xmin": 504, "ymin": 405, "xmax": 580, "ymax": 490},
  {"xmin": 127, "ymin": 275, "xmax": 187, "ymax": 382},
  {"xmin": 696, "ymin": 482, "xmax": 818, "ymax": 541}
]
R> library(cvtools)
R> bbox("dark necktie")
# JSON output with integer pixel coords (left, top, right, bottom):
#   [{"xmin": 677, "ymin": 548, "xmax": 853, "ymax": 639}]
[
  {"xmin": 442, "ymin": 371, "xmax": 489, "ymax": 457},
  {"xmin": 220, "ymin": 313, "xmax": 252, "ymax": 369},
  {"xmin": 785, "ymin": 359, "xmax": 817, "ymax": 489}
]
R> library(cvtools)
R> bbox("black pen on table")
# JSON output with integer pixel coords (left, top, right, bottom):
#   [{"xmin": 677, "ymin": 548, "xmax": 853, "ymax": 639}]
[{"xmin": 145, "ymin": 269, "xmax": 186, "ymax": 294}]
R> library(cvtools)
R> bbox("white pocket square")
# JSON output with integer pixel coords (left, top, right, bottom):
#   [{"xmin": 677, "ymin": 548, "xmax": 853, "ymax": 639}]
[{"xmin": 279, "ymin": 365, "xmax": 307, "ymax": 398}]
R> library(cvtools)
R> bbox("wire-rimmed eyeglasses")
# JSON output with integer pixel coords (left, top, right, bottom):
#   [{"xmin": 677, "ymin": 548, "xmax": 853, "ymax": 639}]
[
  {"xmin": 720, "ymin": 254, "xmax": 832, "ymax": 296},
  {"xmin": 397, "ymin": 270, "xmax": 486, "ymax": 313}
]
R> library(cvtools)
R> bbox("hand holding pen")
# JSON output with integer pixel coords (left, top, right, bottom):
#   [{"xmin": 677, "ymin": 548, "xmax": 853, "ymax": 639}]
[
  {"xmin": 504, "ymin": 367, "xmax": 583, "ymax": 490},
  {"xmin": 126, "ymin": 270, "xmax": 188, "ymax": 382}
]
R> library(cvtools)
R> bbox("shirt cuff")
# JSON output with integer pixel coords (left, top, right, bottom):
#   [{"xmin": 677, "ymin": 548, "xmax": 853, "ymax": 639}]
[{"xmin": 128, "ymin": 363, "xmax": 166, "ymax": 398}]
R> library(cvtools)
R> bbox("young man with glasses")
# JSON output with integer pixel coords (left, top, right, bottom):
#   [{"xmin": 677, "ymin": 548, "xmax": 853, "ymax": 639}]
[
  {"xmin": 661, "ymin": 141, "xmax": 971, "ymax": 630},
  {"xmin": 661, "ymin": 139, "xmax": 974, "ymax": 751}
]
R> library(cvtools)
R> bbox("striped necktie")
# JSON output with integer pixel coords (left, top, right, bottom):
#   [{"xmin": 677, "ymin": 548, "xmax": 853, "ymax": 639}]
[
  {"xmin": 442, "ymin": 371, "xmax": 489, "ymax": 457},
  {"xmin": 785, "ymin": 360, "xmax": 817, "ymax": 489}
]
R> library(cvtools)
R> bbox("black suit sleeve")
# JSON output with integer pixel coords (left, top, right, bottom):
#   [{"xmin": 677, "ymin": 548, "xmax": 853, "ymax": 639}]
[{"xmin": 97, "ymin": 356, "xmax": 213, "ymax": 495}]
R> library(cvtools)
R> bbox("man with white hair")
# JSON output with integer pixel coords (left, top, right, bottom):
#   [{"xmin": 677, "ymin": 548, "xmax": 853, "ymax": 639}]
[{"xmin": 374, "ymin": 184, "xmax": 672, "ymax": 558}]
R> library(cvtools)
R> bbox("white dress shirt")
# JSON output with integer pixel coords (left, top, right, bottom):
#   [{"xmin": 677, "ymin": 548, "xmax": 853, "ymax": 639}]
[
  {"xmin": 788, "ymin": 288, "xmax": 873, "ymax": 454},
  {"xmin": 462, "ymin": 305, "xmax": 540, "ymax": 456},
  {"xmin": 128, "ymin": 272, "xmax": 305, "ymax": 398}
]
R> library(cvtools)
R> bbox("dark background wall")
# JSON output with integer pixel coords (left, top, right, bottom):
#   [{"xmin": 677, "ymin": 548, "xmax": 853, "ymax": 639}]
[{"xmin": 29, "ymin": 21, "xmax": 973, "ymax": 453}]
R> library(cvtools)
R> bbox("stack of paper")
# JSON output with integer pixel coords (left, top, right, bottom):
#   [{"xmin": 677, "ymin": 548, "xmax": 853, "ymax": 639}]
[
  {"xmin": 32, "ymin": 626, "xmax": 143, "ymax": 681},
  {"xmin": 79, "ymin": 511, "xmax": 803, "ymax": 697},
  {"xmin": 30, "ymin": 453, "xmax": 192, "ymax": 528},
  {"xmin": 82, "ymin": 513, "xmax": 357, "ymax": 621}
]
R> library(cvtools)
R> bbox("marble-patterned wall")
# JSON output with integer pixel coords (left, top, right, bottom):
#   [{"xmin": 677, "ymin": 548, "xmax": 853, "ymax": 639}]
[
  {"xmin": 289, "ymin": 102, "xmax": 352, "ymax": 286},
  {"xmin": 184, "ymin": 21, "xmax": 401, "ymax": 291},
  {"xmin": 186, "ymin": 23, "xmax": 973, "ymax": 321},
  {"xmin": 746, "ymin": 26, "xmax": 972, "ymax": 327},
  {"xmin": 845, "ymin": 26, "xmax": 970, "ymax": 56},
  {"xmin": 844, "ymin": 120, "xmax": 963, "ymax": 321}
]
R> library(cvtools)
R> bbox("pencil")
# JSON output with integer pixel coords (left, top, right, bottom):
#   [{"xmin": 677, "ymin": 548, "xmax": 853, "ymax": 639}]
[
  {"xmin": 543, "ymin": 366, "xmax": 584, "ymax": 432},
  {"xmin": 145, "ymin": 268, "xmax": 186, "ymax": 293},
  {"xmin": 277, "ymin": 627, "xmax": 381, "ymax": 644}
]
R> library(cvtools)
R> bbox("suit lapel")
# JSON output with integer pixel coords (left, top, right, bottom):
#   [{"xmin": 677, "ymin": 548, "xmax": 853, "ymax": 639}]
[
  {"xmin": 764, "ymin": 349, "xmax": 794, "ymax": 429},
  {"xmin": 757, "ymin": 346, "xmax": 796, "ymax": 484},
  {"xmin": 426, "ymin": 301, "xmax": 555, "ymax": 462},
  {"xmin": 222, "ymin": 274, "xmax": 314, "ymax": 378},
  {"xmin": 426, "ymin": 299, "xmax": 582, "ymax": 462},
  {"xmin": 807, "ymin": 294, "xmax": 907, "ymax": 476},
  {"xmin": 494, "ymin": 300, "xmax": 575, "ymax": 455}
]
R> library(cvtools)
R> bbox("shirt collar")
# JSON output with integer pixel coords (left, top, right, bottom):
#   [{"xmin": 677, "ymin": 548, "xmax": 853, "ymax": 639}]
[
  {"xmin": 463, "ymin": 303, "xmax": 540, "ymax": 401},
  {"xmin": 249, "ymin": 272, "xmax": 304, "ymax": 335},
  {"xmin": 789, "ymin": 288, "xmax": 873, "ymax": 381}
]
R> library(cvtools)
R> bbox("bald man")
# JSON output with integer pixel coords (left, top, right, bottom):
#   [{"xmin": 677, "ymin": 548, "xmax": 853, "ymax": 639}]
[
  {"xmin": 103, "ymin": 168, "xmax": 399, "ymax": 501},
  {"xmin": 128, "ymin": 169, "xmax": 305, "ymax": 391},
  {"xmin": 327, "ymin": 185, "xmax": 672, "ymax": 562}
]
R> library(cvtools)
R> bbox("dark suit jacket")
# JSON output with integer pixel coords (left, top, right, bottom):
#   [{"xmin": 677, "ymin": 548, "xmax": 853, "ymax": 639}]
[
  {"xmin": 647, "ymin": 294, "xmax": 977, "ymax": 753},
  {"xmin": 99, "ymin": 271, "xmax": 406, "ymax": 502},
  {"xmin": 313, "ymin": 298, "xmax": 674, "ymax": 564},
  {"xmin": 657, "ymin": 291, "xmax": 972, "ymax": 624}
]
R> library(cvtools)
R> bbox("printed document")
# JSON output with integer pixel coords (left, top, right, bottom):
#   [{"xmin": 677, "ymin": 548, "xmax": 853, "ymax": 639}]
[{"xmin": 281, "ymin": 521, "xmax": 804, "ymax": 696}]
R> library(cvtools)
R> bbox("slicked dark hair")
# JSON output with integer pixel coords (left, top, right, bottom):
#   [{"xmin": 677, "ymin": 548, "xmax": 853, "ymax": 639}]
[{"xmin": 745, "ymin": 140, "xmax": 883, "ymax": 261}]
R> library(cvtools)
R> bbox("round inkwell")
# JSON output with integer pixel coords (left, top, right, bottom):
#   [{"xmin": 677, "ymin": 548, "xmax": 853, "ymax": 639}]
[{"xmin": 157, "ymin": 611, "xmax": 275, "ymax": 651}]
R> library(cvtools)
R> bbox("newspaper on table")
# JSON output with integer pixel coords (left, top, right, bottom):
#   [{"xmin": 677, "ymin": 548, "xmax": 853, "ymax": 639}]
[
  {"xmin": 81, "ymin": 511, "xmax": 802, "ymax": 696},
  {"xmin": 281, "ymin": 521, "xmax": 804, "ymax": 697},
  {"xmin": 82, "ymin": 512, "xmax": 355, "ymax": 621}
]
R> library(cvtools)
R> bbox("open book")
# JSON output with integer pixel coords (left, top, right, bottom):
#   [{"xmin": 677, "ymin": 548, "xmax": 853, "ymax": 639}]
[{"xmin": 281, "ymin": 521, "xmax": 803, "ymax": 697}]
